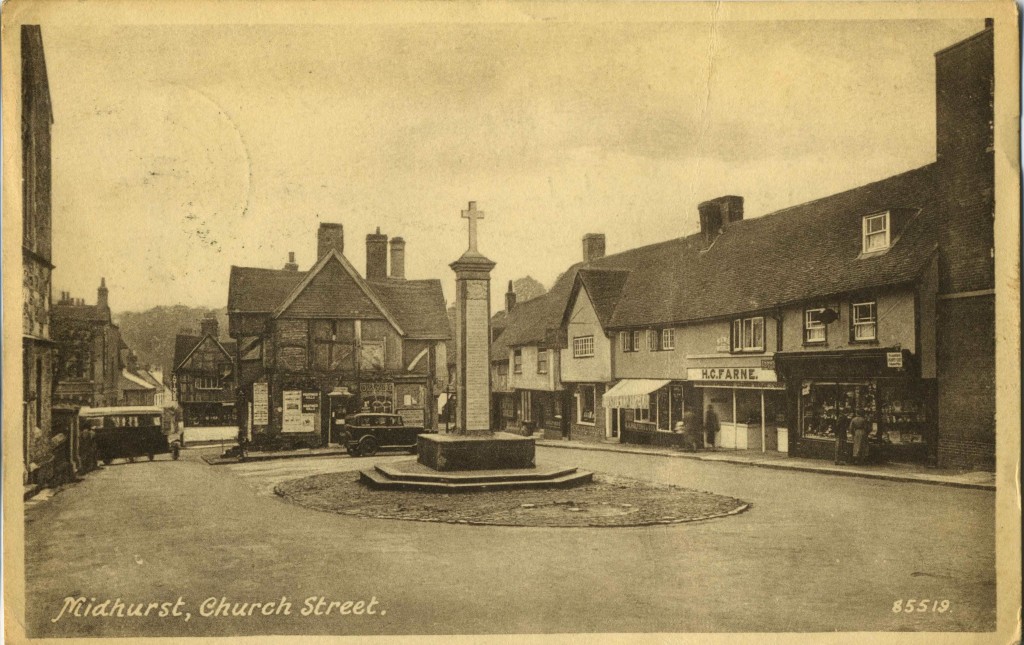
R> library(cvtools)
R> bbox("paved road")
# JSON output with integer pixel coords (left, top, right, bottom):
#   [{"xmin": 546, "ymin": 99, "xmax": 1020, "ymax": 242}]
[{"xmin": 23, "ymin": 446, "xmax": 994, "ymax": 637}]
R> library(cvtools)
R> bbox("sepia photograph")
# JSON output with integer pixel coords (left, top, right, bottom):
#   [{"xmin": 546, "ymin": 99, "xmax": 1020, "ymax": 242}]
[{"xmin": 3, "ymin": 1, "xmax": 1020, "ymax": 643}]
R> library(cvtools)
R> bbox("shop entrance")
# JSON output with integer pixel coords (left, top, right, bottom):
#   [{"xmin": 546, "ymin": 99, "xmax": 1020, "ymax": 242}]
[{"xmin": 701, "ymin": 386, "xmax": 787, "ymax": 452}]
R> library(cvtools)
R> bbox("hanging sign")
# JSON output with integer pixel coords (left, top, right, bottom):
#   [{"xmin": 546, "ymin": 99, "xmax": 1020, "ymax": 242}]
[{"xmin": 886, "ymin": 352, "xmax": 904, "ymax": 369}]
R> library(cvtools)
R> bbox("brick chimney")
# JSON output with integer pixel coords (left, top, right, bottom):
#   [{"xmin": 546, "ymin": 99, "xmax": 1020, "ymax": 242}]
[
  {"xmin": 200, "ymin": 313, "xmax": 219, "ymax": 338},
  {"xmin": 583, "ymin": 233, "xmax": 606, "ymax": 263},
  {"xmin": 97, "ymin": 278, "xmax": 109, "ymax": 310},
  {"xmin": 284, "ymin": 251, "xmax": 299, "ymax": 271},
  {"xmin": 505, "ymin": 280, "xmax": 516, "ymax": 312},
  {"xmin": 389, "ymin": 237, "xmax": 406, "ymax": 280},
  {"xmin": 317, "ymin": 223, "xmax": 344, "ymax": 259},
  {"xmin": 698, "ymin": 196, "xmax": 744, "ymax": 245},
  {"xmin": 366, "ymin": 227, "xmax": 388, "ymax": 280}
]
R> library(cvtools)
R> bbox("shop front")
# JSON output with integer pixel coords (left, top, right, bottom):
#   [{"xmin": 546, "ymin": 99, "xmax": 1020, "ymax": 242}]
[
  {"xmin": 603, "ymin": 380, "xmax": 702, "ymax": 447},
  {"xmin": 774, "ymin": 348, "xmax": 935, "ymax": 464},
  {"xmin": 687, "ymin": 364, "xmax": 788, "ymax": 452}
]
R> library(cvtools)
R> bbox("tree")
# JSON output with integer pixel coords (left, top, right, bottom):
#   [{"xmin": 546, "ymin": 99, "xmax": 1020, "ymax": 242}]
[{"xmin": 512, "ymin": 276, "xmax": 546, "ymax": 303}]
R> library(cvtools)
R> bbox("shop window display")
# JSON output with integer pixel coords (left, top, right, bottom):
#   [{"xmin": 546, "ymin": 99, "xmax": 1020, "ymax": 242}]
[
  {"xmin": 800, "ymin": 381, "xmax": 876, "ymax": 440},
  {"xmin": 877, "ymin": 382, "xmax": 929, "ymax": 445}
]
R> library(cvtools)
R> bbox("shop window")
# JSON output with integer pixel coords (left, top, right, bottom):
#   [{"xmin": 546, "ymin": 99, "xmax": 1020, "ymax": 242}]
[
  {"xmin": 862, "ymin": 212, "xmax": 890, "ymax": 254},
  {"xmin": 621, "ymin": 330, "xmax": 641, "ymax": 353},
  {"xmin": 537, "ymin": 350, "xmax": 549, "ymax": 374},
  {"xmin": 662, "ymin": 329, "xmax": 675, "ymax": 351},
  {"xmin": 851, "ymin": 302, "xmax": 877, "ymax": 341},
  {"xmin": 573, "ymin": 335, "xmax": 594, "ymax": 358},
  {"xmin": 800, "ymin": 380, "xmax": 877, "ymax": 441},
  {"xmin": 513, "ymin": 349, "xmax": 523, "ymax": 374},
  {"xmin": 500, "ymin": 396, "xmax": 515, "ymax": 418},
  {"xmin": 878, "ymin": 381, "xmax": 929, "ymax": 445},
  {"xmin": 731, "ymin": 317, "xmax": 765, "ymax": 353},
  {"xmin": 804, "ymin": 308, "xmax": 827, "ymax": 344},
  {"xmin": 577, "ymin": 385, "xmax": 596, "ymax": 424},
  {"xmin": 634, "ymin": 406, "xmax": 651, "ymax": 422}
]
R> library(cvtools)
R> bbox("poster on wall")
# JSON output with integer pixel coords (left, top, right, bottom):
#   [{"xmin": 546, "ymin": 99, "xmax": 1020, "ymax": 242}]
[
  {"xmin": 281, "ymin": 390, "xmax": 305, "ymax": 433},
  {"xmin": 252, "ymin": 382, "xmax": 269, "ymax": 426}
]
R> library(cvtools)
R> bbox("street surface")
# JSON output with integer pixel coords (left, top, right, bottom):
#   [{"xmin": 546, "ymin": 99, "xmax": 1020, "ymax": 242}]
[{"xmin": 24, "ymin": 446, "xmax": 995, "ymax": 637}]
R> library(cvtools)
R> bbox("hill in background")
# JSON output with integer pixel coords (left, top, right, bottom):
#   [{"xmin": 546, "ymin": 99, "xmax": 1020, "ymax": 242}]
[{"xmin": 115, "ymin": 306, "xmax": 229, "ymax": 380}]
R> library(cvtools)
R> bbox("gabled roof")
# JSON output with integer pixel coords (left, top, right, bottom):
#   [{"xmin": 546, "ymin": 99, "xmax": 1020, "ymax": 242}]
[
  {"xmin": 53, "ymin": 303, "xmax": 110, "ymax": 323},
  {"xmin": 120, "ymin": 369, "xmax": 155, "ymax": 391},
  {"xmin": 173, "ymin": 333, "xmax": 237, "ymax": 371},
  {"xmin": 228, "ymin": 250, "xmax": 450, "ymax": 340},
  {"xmin": 591, "ymin": 164, "xmax": 939, "ymax": 329},
  {"xmin": 564, "ymin": 268, "xmax": 630, "ymax": 329}
]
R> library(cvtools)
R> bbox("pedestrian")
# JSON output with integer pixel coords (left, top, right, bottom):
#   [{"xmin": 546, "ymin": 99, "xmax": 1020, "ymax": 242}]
[
  {"xmin": 704, "ymin": 404, "xmax": 720, "ymax": 449},
  {"xmin": 834, "ymin": 412, "xmax": 850, "ymax": 465},
  {"xmin": 850, "ymin": 409, "xmax": 870, "ymax": 464},
  {"xmin": 682, "ymin": 408, "xmax": 703, "ymax": 451}
]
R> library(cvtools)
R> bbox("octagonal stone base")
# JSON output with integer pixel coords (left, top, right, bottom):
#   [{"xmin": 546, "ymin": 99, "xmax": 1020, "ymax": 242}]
[{"xmin": 417, "ymin": 432, "xmax": 535, "ymax": 471}]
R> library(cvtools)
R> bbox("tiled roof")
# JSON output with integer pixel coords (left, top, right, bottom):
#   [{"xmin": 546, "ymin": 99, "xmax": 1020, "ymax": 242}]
[
  {"xmin": 592, "ymin": 164, "xmax": 939, "ymax": 328},
  {"xmin": 228, "ymin": 263, "xmax": 449, "ymax": 340},
  {"xmin": 120, "ymin": 369, "xmax": 154, "ymax": 391},
  {"xmin": 490, "ymin": 264, "xmax": 583, "ymax": 357},
  {"xmin": 173, "ymin": 334, "xmax": 201, "ymax": 368},
  {"xmin": 53, "ymin": 303, "xmax": 110, "ymax": 323},
  {"xmin": 574, "ymin": 268, "xmax": 630, "ymax": 328},
  {"xmin": 366, "ymin": 279, "xmax": 450, "ymax": 339}
]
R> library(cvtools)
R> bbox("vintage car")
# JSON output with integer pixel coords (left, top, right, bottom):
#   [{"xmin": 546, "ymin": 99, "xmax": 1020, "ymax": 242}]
[
  {"xmin": 341, "ymin": 413, "xmax": 434, "ymax": 457},
  {"xmin": 80, "ymin": 406, "xmax": 182, "ymax": 464}
]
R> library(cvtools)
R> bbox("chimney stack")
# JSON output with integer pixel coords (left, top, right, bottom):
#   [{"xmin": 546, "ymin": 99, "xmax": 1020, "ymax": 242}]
[
  {"xmin": 698, "ymin": 196, "xmax": 744, "ymax": 244},
  {"xmin": 505, "ymin": 280, "xmax": 517, "ymax": 313},
  {"xmin": 389, "ymin": 237, "xmax": 406, "ymax": 280},
  {"xmin": 366, "ymin": 227, "xmax": 388, "ymax": 281},
  {"xmin": 284, "ymin": 251, "xmax": 299, "ymax": 271},
  {"xmin": 200, "ymin": 313, "xmax": 219, "ymax": 338},
  {"xmin": 583, "ymin": 233, "xmax": 606, "ymax": 263},
  {"xmin": 317, "ymin": 223, "xmax": 344, "ymax": 259},
  {"xmin": 97, "ymin": 278, "xmax": 109, "ymax": 310}
]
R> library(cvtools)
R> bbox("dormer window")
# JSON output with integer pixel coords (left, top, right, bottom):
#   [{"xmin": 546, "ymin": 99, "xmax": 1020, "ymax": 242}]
[{"xmin": 862, "ymin": 212, "xmax": 891, "ymax": 253}]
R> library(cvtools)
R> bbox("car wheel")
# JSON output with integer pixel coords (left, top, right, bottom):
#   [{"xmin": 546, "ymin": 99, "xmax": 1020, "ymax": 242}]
[{"xmin": 358, "ymin": 436, "xmax": 378, "ymax": 457}]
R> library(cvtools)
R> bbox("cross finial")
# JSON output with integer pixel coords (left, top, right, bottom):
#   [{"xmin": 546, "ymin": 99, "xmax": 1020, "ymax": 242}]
[{"xmin": 461, "ymin": 201, "xmax": 485, "ymax": 253}]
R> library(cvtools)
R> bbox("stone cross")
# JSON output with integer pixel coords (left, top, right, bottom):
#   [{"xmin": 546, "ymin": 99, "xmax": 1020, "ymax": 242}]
[{"xmin": 461, "ymin": 201, "xmax": 485, "ymax": 253}]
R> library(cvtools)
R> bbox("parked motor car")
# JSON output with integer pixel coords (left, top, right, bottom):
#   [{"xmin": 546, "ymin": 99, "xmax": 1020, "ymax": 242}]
[
  {"xmin": 80, "ymin": 406, "xmax": 183, "ymax": 464},
  {"xmin": 342, "ymin": 413, "xmax": 434, "ymax": 457}
]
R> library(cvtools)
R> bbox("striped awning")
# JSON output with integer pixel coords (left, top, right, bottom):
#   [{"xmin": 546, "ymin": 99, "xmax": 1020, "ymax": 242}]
[{"xmin": 601, "ymin": 379, "xmax": 670, "ymax": 410}]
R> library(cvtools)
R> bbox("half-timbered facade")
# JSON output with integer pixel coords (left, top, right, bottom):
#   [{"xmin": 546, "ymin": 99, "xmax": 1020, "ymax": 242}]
[
  {"xmin": 173, "ymin": 314, "xmax": 237, "ymax": 426},
  {"xmin": 228, "ymin": 224, "xmax": 449, "ymax": 446}
]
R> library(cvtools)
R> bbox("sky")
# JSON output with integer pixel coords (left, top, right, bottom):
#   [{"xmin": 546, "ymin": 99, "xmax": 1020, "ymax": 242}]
[{"xmin": 36, "ymin": 16, "xmax": 984, "ymax": 314}]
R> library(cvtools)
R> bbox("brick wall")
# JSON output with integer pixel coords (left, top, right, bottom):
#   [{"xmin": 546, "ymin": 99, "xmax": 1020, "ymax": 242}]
[
  {"xmin": 936, "ymin": 295, "xmax": 995, "ymax": 470},
  {"xmin": 567, "ymin": 383, "xmax": 606, "ymax": 442}
]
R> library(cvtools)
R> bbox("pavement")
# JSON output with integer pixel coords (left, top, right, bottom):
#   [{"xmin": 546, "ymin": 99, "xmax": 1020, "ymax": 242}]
[
  {"xmin": 21, "ymin": 444, "xmax": 996, "ymax": 637},
  {"xmin": 535, "ymin": 439, "xmax": 997, "ymax": 490}
]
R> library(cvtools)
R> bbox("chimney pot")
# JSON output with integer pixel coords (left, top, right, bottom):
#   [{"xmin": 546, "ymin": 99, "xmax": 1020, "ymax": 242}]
[
  {"xmin": 582, "ymin": 233, "xmax": 606, "ymax": 263},
  {"xmin": 317, "ymin": 223, "xmax": 345, "ymax": 259},
  {"xmin": 200, "ymin": 313, "xmax": 219, "ymax": 338},
  {"xmin": 698, "ymin": 196, "xmax": 744, "ymax": 243},
  {"xmin": 284, "ymin": 251, "xmax": 299, "ymax": 271},
  {"xmin": 389, "ymin": 237, "xmax": 406, "ymax": 280},
  {"xmin": 97, "ymin": 277, "xmax": 109, "ymax": 310}
]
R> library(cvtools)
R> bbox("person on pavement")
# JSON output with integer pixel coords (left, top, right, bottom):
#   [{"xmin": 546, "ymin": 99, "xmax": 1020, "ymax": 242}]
[
  {"xmin": 704, "ymin": 404, "xmax": 720, "ymax": 450},
  {"xmin": 850, "ymin": 410, "xmax": 871, "ymax": 464}
]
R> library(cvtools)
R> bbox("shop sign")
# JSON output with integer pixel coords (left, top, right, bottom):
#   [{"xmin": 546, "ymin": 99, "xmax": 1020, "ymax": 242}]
[
  {"xmin": 361, "ymin": 382, "xmax": 394, "ymax": 397},
  {"xmin": 761, "ymin": 358, "xmax": 775, "ymax": 371},
  {"xmin": 302, "ymin": 391, "xmax": 320, "ymax": 414},
  {"xmin": 886, "ymin": 352, "xmax": 903, "ymax": 369},
  {"xmin": 252, "ymin": 382, "xmax": 269, "ymax": 426},
  {"xmin": 688, "ymin": 367, "xmax": 778, "ymax": 382}
]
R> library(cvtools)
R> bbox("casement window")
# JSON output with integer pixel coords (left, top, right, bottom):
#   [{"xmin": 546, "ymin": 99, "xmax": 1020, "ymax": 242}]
[
  {"xmin": 621, "ymin": 330, "xmax": 642, "ymax": 353},
  {"xmin": 661, "ymin": 328, "xmax": 675, "ymax": 351},
  {"xmin": 732, "ymin": 316, "xmax": 765, "ymax": 353},
  {"xmin": 537, "ymin": 350, "xmax": 549, "ymax": 374},
  {"xmin": 804, "ymin": 308, "xmax": 828, "ymax": 344},
  {"xmin": 496, "ymin": 362, "xmax": 509, "ymax": 376},
  {"xmin": 862, "ymin": 212, "xmax": 891, "ymax": 253},
  {"xmin": 513, "ymin": 349, "xmax": 523, "ymax": 374},
  {"xmin": 573, "ymin": 335, "xmax": 594, "ymax": 358},
  {"xmin": 577, "ymin": 384, "xmax": 596, "ymax": 424},
  {"xmin": 647, "ymin": 330, "xmax": 659, "ymax": 351},
  {"xmin": 195, "ymin": 376, "xmax": 219, "ymax": 390},
  {"xmin": 851, "ymin": 302, "xmax": 877, "ymax": 341}
]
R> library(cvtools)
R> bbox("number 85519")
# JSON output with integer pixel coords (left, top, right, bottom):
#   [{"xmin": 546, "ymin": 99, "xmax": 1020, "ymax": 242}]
[{"xmin": 892, "ymin": 599, "xmax": 950, "ymax": 613}]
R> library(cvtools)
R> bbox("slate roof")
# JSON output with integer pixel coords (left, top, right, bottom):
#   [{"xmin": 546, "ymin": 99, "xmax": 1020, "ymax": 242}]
[
  {"xmin": 584, "ymin": 164, "xmax": 940, "ymax": 329},
  {"xmin": 228, "ymin": 260, "xmax": 450, "ymax": 340}
]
